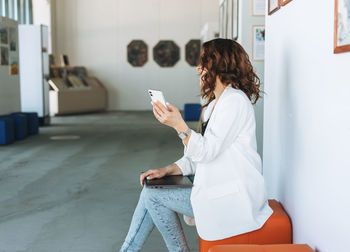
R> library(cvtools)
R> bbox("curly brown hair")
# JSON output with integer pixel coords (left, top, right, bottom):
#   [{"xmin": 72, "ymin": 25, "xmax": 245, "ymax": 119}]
[{"xmin": 198, "ymin": 38, "xmax": 262, "ymax": 107}]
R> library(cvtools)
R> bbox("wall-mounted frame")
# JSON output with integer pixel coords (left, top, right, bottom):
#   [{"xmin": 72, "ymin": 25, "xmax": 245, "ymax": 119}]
[
  {"xmin": 0, "ymin": 25, "xmax": 8, "ymax": 44},
  {"xmin": 252, "ymin": 0, "xmax": 265, "ymax": 16},
  {"xmin": 281, "ymin": 0, "xmax": 293, "ymax": 6},
  {"xmin": 268, "ymin": 0, "xmax": 280, "ymax": 15},
  {"xmin": 153, "ymin": 40, "xmax": 180, "ymax": 67},
  {"xmin": 334, "ymin": 0, "xmax": 350, "ymax": 53},
  {"xmin": 231, "ymin": 0, "xmax": 239, "ymax": 40},
  {"xmin": 252, "ymin": 25, "xmax": 265, "ymax": 61},
  {"xmin": 185, "ymin": 39, "xmax": 201, "ymax": 67},
  {"xmin": 127, "ymin": 40, "xmax": 148, "ymax": 67},
  {"xmin": 9, "ymin": 56, "xmax": 18, "ymax": 75},
  {"xmin": 9, "ymin": 27, "xmax": 16, "ymax": 51},
  {"xmin": 1, "ymin": 46, "xmax": 9, "ymax": 65},
  {"xmin": 219, "ymin": 0, "xmax": 228, "ymax": 38}
]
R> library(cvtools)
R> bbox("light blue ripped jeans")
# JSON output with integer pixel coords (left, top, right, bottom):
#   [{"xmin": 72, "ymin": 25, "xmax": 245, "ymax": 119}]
[{"xmin": 120, "ymin": 186, "xmax": 194, "ymax": 252}]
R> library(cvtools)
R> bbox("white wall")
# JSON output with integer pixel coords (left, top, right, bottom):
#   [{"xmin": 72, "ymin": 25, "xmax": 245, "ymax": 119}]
[
  {"xmin": 264, "ymin": 1, "xmax": 350, "ymax": 251},
  {"xmin": 0, "ymin": 17, "xmax": 21, "ymax": 115},
  {"xmin": 237, "ymin": 0, "xmax": 265, "ymax": 157},
  {"xmin": 32, "ymin": 0, "xmax": 52, "ymax": 53},
  {"xmin": 52, "ymin": 0, "xmax": 218, "ymax": 111}
]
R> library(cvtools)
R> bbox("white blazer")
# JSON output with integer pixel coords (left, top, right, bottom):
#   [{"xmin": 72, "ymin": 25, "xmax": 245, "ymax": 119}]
[{"xmin": 175, "ymin": 86, "xmax": 273, "ymax": 241}]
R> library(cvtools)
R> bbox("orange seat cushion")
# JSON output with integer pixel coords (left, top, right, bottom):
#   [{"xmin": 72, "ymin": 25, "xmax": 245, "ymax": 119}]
[
  {"xmin": 208, "ymin": 244, "xmax": 314, "ymax": 252},
  {"xmin": 199, "ymin": 200, "xmax": 292, "ymax": 252}
]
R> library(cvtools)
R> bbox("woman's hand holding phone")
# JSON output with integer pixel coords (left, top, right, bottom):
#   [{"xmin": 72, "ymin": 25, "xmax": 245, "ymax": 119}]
[
  {"xmin": 148, "ymin": 89, "xmax": 188, "ymax": 133},
  {"xmin": 152, "ymin": 101, "xmax": 188, "ymax": 134}
]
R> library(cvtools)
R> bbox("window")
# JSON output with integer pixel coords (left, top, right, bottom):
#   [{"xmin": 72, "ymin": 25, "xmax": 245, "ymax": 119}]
[{"xmin": 0, "ymin": 0, "xmax": 33, "ymax": 24}]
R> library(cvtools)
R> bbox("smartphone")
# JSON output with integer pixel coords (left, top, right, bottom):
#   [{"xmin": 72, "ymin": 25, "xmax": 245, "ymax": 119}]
[{"xmin": 148, "ymin": 89, "xmax": 167, "ymax": 107}]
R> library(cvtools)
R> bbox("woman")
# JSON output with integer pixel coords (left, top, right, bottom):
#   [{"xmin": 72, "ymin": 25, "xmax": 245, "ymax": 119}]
[{"xmin": 120, "ymin": 39, "xmax": 273, "ymax": 252}]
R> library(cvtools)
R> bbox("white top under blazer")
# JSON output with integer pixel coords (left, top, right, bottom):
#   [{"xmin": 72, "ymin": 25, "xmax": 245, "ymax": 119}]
[{"xmin": 175, "ymin": 85, "xmax": 273, "ymax": 241}]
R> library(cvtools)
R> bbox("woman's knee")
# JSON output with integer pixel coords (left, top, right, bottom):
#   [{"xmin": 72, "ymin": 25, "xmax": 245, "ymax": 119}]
[{"xmin": 141, "ymin": 187, "xmax": 163, "ymax": 207}]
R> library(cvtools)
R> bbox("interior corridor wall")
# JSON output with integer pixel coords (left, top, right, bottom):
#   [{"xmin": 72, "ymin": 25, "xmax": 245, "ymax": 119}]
[
  {"xmin": 32, "ymin": 0, "xmax": 52, "ymax": 53},
  {"xmin": 52, "ymin": 0, "xmax": 218, "ymax": 110},
  {"xmin": 263, "ymin": 1, "xmax": 350, "ymax": 252},
  {"xmin": 237, "ymin": 0, "xmax": 265, "ymax": 157}
]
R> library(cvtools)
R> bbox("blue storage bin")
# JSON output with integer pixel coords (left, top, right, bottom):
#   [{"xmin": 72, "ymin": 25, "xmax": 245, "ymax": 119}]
[
  {"xmin": 10, "ymin": 113, "xmax": 28, "ymax": 140},
  {"xmin": 21, "ymin": 112, "xmax": 39, "ymax": 135},
  {"xmin": 184, "ymin": 103, "xmax": 202, "ymax": 121},
  {"xmin": 0, "ymin": 116, "xmax": 15, "ymax": 145}
]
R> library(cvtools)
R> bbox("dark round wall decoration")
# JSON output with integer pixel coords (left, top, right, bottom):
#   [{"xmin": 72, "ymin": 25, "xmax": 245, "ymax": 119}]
[
  {"xmin": 153, "ymin": 40, "xmax": 180, "ymax": 67},
  {"xmin": 185, "ymin": 39, "xmax": 201, "ymax": 67},
  {"xmin": 127, "ymin": 40, "xmax": 148, "ymax": 67}
]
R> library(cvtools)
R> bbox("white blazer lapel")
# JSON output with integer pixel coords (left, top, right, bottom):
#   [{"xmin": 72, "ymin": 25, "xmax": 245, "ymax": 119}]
[{"xmin": 204, "ymin": 86, "xmax": 230, "ymax": 133}]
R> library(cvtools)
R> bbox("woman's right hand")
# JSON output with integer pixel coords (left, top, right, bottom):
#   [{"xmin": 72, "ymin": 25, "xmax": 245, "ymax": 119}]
[{"xmin": 140, "ymin": 167, "xmax": 168, "ymax": 186}]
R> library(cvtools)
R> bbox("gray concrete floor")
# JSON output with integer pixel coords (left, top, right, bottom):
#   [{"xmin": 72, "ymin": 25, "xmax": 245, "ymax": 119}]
[{"xmin": 0, "ymin": 112, "xmax": 199, "ymax": 252}]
